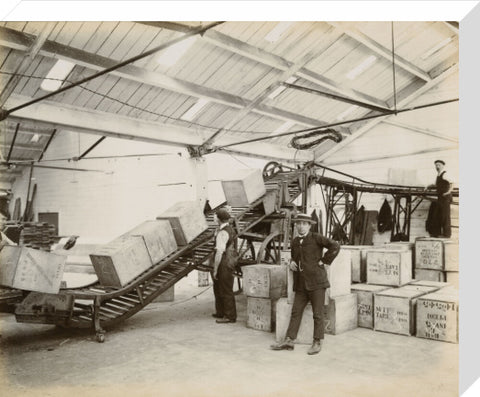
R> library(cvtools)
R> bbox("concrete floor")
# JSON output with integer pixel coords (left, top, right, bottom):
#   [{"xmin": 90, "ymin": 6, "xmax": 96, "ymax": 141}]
[{"xmin": 0, "ymin": 273, "xmax": 458, "ymax": 397}]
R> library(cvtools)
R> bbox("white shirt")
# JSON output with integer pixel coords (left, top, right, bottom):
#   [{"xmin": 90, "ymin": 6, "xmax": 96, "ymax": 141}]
[{"xmin": 215, "ymin": 223, "xmax": 230, "ymax": 252}]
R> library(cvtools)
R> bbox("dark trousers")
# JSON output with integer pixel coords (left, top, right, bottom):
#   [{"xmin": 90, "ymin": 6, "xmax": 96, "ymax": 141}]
[
  {"xmin": 286, "ymin": 288, "xmax": 325, "ymax": 341},
  {"xmin": 438, "ymin": 198, "xmax": 451, "ymax": 238},
  {"xmin": 212, "ymin": 264, "xmax": 236, "ymax": 321}
]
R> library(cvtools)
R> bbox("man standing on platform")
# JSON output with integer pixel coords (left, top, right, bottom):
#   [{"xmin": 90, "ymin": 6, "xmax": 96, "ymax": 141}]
[
  {"xmin": 271, "ymin": 213, "xmax": 340, "ymax": 355},
  {"xmin": 426, "ymin": 160, "xmax": 454, "ymax": 238},
  {"xmin": 211, "ymin": 208, "xmax": 237, "ymax": 324}
]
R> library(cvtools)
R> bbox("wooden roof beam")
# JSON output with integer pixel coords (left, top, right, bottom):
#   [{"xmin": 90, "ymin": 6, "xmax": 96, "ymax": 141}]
[
  {"xmin": 202, "ymin": 47, "xmax": 332, "ymax": 146},
  {"xmin": 324, "ymin": 145, "xmax": 458, "ymax": 166},
  {"xmin": 0, "ymin": 26, "xmax": 324, "ymax": 130},
  {"xmin": 5, "ymin": 94, "xmax": 311, "ymax": 163},
  {"xmin": 136, "ymin": 22, "xmax": 390, "ymax": 111},
  {"xmin": 2, "ymin": 126, "xmax": 53, "ymax": 136},
  {"xmin": 0, "ymin": 22, "xmax": 56, "ymax": 107},
  {"xmin": 328, "ymin": 22, "xmax": 432, "ymax": 82},
  {"xmin": 315, "ymin": 62, "xmax": 458, "ymax": 161},
  {"xmin": 0, "ymin": 142, "xmax": 43, "ymax": 152},
  {"xmin": 381, "ymin": 120, "xmax": 458, "ymax": 144},
  {"xmin": 136, "ymin": 22, "xmax": 198, "ymax": 34},
  {"xmin": 201, "ymin": 28, "xmax": 389, "ymax": 110},
  {"xmin": 444, "ymin": 21, "xmax": 459, "ymax": 35}
]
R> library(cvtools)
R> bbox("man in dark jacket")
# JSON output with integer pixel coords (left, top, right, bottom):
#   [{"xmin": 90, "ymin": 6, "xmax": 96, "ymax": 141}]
[{"xmin": 271, "ymin": 213, "xmax": 340, "ymax": 355}]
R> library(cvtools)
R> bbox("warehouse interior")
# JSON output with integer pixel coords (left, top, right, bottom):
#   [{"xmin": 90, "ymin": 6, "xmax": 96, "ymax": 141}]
[{"xmin": 0, "ymin": 19, "xmax": 463, "ymax": 397}]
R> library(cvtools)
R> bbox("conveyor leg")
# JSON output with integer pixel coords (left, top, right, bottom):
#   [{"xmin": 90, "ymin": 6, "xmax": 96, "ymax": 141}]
[{"xmin": 92, "ymin": 296, "xmax": 105, "ymax": 343}]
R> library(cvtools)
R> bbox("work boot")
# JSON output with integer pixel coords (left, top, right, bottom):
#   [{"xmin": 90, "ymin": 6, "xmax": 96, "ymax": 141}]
[
  {"xmin": 216, "ymin": 317, "xmax": 236, "ymax": 323},
  {"xmin": 270, "ymin": 337, "xmax": 294, "ymax": 351},
  {"xmin": 307, "ymin": 339, "xmax": 323, "ymax": 355}
]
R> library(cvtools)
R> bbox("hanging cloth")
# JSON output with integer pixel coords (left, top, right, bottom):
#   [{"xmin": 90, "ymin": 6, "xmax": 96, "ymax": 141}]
[
  {"xmin": 377, "ymin": 199, "xmax": 393, "ymax": 233},
  {"xmin": 354, "ymin": 205, "xmax": 366, "ymax": 234},
  {"xmin": 310, "ymin": 209, "xmax": 320, "ymax": 234}
]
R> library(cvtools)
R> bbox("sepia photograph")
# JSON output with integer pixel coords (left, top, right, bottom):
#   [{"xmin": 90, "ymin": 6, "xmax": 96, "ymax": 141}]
[{"xmin": 0, "ymin": 2, "xmax": 476, "ymax": 397}]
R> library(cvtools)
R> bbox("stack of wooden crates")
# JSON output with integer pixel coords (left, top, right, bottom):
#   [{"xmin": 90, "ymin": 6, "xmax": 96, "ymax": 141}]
[
  {"xmin": 242, "ymin": 264, "xmax": 287, "ymax": 332},
  {"xmin": 346, "ymin": 238, "xmax": 459, "ymax": 344},
  {"xmin": 88, "ymin": 200, "xmax": 208, "ymax": 289},
  {"xmin": 414, "ymin": 238, "xmax": 459, "ymax": 288}
]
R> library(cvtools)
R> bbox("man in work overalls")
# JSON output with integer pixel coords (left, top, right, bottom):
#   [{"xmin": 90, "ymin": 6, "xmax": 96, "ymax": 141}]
[
  {"xmin": 211, "ymin": 208, "xmax": 237, "ymax": 324},
  {"xmin": 427, "ymin": 160, "xmax": 454, "ymax": 238}
]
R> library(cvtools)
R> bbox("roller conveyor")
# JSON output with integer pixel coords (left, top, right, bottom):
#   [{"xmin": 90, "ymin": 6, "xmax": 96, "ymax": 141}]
[
  {"xmin": 11, "ymin": 170, "xmax": 305, "ymax": 342},
  {"xmin": 7, "ymin": 161, "xmax": 457, "ymax": 341}
]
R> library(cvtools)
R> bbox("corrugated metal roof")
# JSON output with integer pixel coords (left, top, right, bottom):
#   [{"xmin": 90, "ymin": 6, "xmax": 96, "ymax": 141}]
[{"xmin": 0, "ymin": 21, "xmax": 459, "ymax": 179}]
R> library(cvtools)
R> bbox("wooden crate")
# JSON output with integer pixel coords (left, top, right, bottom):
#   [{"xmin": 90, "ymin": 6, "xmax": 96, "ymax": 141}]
[
  {"xmin": 197, "ymin": 270, "xmax": 210, "ymax": 287},
  {"xmin": 275, "ymin": 298, "xmax": 314, "ymax": 344},
  {"xmin": 0, "ymin": 245, "xmax": 22, "ymax": 287},
  {"xmin": 242, "ymin": 264, "xmax": 287, "ymax": 299},
  {"xmin": 54, "ymin": 244, "xmax": 99, "ymax": 275},
  {"xmin": 444, "ymin": 241, "xmax": 459, "ymax": 272},
  {"xmin": 437, "ymin": 285, "xmax": 459, "ymax": 295},
  {"xmin": 324, "ymin": 293, "xmax": 358, "ymax": 335},
  {"xmin": 61, "ymin": 272, "xmax": 98, "ymax": 289},
  {"xmin": 247, "ymin": 297, "xmax": 277, "ymax": 332},
  {"xmin": 341, "ymin": 246, "xmax": 367, "ymax": 283},
  {"xmin": 374, "ymin": 286, "xmax": 433, "ymax": 336},
  {"xmin": 90, "ymin": 236, "xmax": 153, "ymax": 288},
  {"xmin": 276, "ymin": 294, "xmax": 357, "ymax": 343},
  {"xmin": 15, "ymin": 292, "xmax": 74, "ymax": 324},
  {"xmin": 401, "ymin": 285, "xmax": 440, "ymax": 294},
  {"xmin": 326, "ymin": 249, "xmax": 352, "ymax": 299},
  {"xmin": 261, "ymin": 190, "xmax": 277, "ymax": 216},
  {"xmin": 280, "ymin": 250, "xmax": 297, "ymax": 304},
  {"xmin": 118, "ymin": 220, "xmax": 177, "ymax": 264},
  {"xmin": 414, "ymin": 269, "xmax": 446, "ymax": 282},
  {"xmin": 287, "ymin": 268, "xmax": 295, "ymax": 304},
  {"xmin": 445, "ymin": 271, "xmax": 459, "ymax": 289},
  {"xmin": 280, "ymin": 250, "xmax": 291, "ymax": 267},
  {"xmin": 0, "ymin": 245, "xmax": 66, "ymax": 294},
  {"xmin": 153, "ymin": 286, "xmax": 174, "ymax": 303},
  {"xmin": 409, "ymin": 280, "xmax": 450, "ymax": 289},
  {"xmin": 156, "ymin": 201, "xmax": 208, "ymax": 246},
  {"xmin": 416, "ymin": 290, "xmax": 459, "ymax": 343},
  {"xmin": 415, "ymin": 238, "xmax": 450, "ymax": 270},
  {"xmin": 385, "ymin": 242, "xmax": 415, "ymax": 250},
  {"xmin": 351, "ymin": 284, "xmax": 390, "ymax": 329},
  {"xmin": 221, "ymin": 169, "xmax": 266, "ymax": 207},
  {"xmin": 366, "ymin": 249, "xmax": 412, "ymax": 286}
]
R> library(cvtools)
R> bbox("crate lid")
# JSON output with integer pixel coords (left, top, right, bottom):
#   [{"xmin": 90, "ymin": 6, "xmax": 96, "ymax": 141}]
[
  {"xmin": 401, "ymin": 285, "xmax": 439, "ymax": 294},
  {"xmin": 366, "ymin": 248, "xmax": 409, "ymax": 254},
  {"xmin": 351, "ymin": 284, "xmax": 390, "ymax": 292},
  {"xmin": 436, "ymin": 286, "xmax": 459, "ymax": 296},
  {"xmin": 243, "ymin": 263, "xmax": 286, "ymax": 271},
  {"xmin": 409, "ymin": 280, "xmax": 451, "ymax": 288},
  {"xmin": 375, "ymin": 287, "xmax": 429, "ymax": 299},
  {"xmin": 415, "ymin": 237, "xmax": 451, "ymax": 242},
  {"xmin": 417, "ymin": 291, "xmax": 459, "ymax": 302},
  {"xmin": 340, "ymin": 245, "xmax": 369, "ymax": 250}
]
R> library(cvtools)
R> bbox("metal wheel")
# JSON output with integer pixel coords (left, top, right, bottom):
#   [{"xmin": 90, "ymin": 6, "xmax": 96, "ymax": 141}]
[
  {"xmin": 96, "ymin": 332, "xmax": 105, "ymax": 343},
  {"xmin": 256, "ymin": 232, "xmax": 283, "ymax": 264},
  {"xmin": 237, "ymin": 238, "xmax": 256, "ymax": 264},
  {"xmin": 262, "ymin": 161, "xmax": 284, "ymax": 179}
]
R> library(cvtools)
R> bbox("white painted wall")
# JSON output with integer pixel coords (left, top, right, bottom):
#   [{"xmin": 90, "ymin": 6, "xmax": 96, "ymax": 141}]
[{"xmin": 10, "ymin": 130, "xmax": 268, "ymax": 242}]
